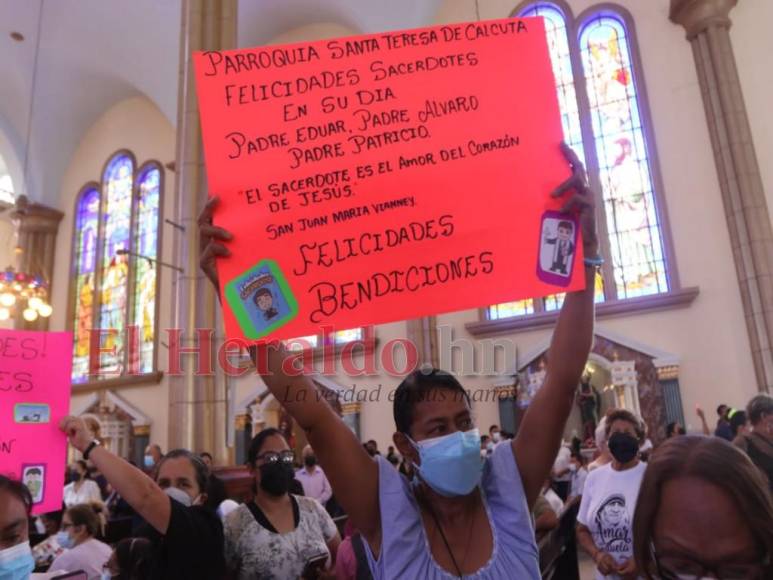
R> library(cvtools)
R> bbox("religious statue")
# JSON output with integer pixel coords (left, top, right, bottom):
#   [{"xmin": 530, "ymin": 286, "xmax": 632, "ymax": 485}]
[{"xmin": 577, "ymin": 371, "xmax": 601, "ymax": 443}]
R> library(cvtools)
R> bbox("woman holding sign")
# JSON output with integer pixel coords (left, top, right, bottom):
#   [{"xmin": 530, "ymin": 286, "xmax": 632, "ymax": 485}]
[
  {"xmin": 200, "ymin": 144, "xmax": 599, "ymax": 579},
  {"xmin": 58, "ymin": 421, "xmax": 225, "ymax": 580}
]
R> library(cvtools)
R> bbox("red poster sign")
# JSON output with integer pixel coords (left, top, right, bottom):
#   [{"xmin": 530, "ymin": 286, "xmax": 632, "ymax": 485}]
[{"xmin": 194, "ymin": 18, "xmax": 584, "ymax": 341}]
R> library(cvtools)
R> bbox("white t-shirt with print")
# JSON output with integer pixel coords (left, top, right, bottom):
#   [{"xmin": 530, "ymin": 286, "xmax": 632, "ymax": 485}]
[
  {"xmin": 577, "ymin": 462, "xmax": 646, "ymax": 580},
  {"xmin": 224, "ymin": 494, "xmax": 337, "ymax": 580}
]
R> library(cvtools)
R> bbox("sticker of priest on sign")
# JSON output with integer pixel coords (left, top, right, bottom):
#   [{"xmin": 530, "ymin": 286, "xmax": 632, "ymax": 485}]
[{"xmin": 542, "ymin": 218, "xmax": 576, "ymax": 275}]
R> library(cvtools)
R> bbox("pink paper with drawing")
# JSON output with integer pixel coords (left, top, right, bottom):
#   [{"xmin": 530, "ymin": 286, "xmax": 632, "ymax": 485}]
[{"xmin": 0, "ymin": 330, "xmax": 73, "ymax": 515}]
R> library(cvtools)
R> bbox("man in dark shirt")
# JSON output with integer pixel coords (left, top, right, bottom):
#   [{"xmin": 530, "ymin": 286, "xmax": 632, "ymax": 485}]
[{"xmin": 715, "ymin": 404, "xmax": 734, "ymax": 441}]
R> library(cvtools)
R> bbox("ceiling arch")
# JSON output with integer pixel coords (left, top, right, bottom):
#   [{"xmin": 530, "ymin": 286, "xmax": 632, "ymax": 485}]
[{"xmin": 0, "ymin": 0, "xmax": 445, "ymax": 207}]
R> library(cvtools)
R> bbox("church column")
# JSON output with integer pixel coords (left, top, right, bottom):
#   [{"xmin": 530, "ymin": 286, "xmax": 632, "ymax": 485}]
[
  {"xmin": 671, "ymin": 0, "xmax": 773, "ymax": 393},
  {"xmin": 10, "ymin": 197, "xmax": 63, "ymax": 330},
  {"xmin": 234, "ymin": 413, "xmax": 251, "ymax": 465},
  {"xmin": 406, "ymin": 316, "xmax": 439, "ymax": 369},
  {"xmin": 168, "ymin": 0, "xmax": 237, "ymax": 459}
]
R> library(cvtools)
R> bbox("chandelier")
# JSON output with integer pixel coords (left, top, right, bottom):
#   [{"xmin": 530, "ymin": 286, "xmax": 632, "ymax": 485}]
[{"xmin": 0, "ymin": 261, "xmax": 52, "ymax": 322}]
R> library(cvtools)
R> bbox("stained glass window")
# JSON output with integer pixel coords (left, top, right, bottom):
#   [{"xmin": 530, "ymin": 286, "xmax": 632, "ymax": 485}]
[
  {"xmin": 333, "ymin": 328, "xmax": 363, "ymax": 344},
  {"xmin": 72, "ymin": 187, "xmax": 100, "ymax": 382},
  {"xmin": 520, "ymin": 3, "xmax": 586, "ymax": 163},
  {"xmin": 284, "ymin": 328, "xmax": 365, "ymax": 350},
  {"xmin": 70, "ymin": 152, "xmax": 162, "ymax": 383},
  {"xmin": 489, "ymin": 4, "xmax": 670, "ymax": 321},
  {"xmin": 580, "ymin": 13, "xmax": 668, "ymax": 299},
  {"xmin": 285, "ymin": 335, "xmax": 319, "ymax": 351},
  {"xmin": 130, "ymin": 165, "xmax": 161, "ymax": 374}
]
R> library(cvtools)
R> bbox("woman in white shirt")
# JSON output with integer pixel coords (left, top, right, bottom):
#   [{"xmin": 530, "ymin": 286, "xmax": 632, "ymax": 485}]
[
  {"xmin": 63, "ymin": 460, "xmax": 101, "ymax": 508},
  {"xmin": 49, "ymin": 503, "xmax": 111, "ymax": 580},
  {"xmin": 577, "ymin": 409, "xmax": 647, "ymax": 579}
]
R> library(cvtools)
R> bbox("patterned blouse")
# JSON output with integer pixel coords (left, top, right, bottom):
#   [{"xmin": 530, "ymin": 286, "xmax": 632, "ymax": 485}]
[{"xmin": 224, "ymin": 495, "xmax": 337, "ymax": 580}]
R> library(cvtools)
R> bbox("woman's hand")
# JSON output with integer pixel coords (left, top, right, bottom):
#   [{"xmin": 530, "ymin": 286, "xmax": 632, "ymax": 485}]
[
  {"xmin": 551, "ymin": 142, "xmax": 599, "ymax": 257},
  {"xmin": 59, "ymin": 416, "xmax": 94, "ymax": 454},
  {"xmin": 198, "ymin": 195, "xmax": 233, "ymax": 291},
  {"xmin": 594, "ymin": 551, "xmax": 618, "ymax": 576},
  {"xmin": 618, "ymin": 557, "xmax": 638, "ymax": 578}
]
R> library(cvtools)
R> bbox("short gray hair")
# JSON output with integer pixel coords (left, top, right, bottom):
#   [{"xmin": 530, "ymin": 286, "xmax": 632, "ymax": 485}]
[{"xmin": 747, "ymin": 394, "xmax": 773, "ymax": 425}]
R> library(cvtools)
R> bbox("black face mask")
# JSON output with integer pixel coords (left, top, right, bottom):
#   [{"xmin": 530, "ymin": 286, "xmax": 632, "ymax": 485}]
[
  {"xmin": 71, "ymin": 471, "xmax": 83, "ymax": 482},
  {"xmin": 608, "ymin": 432, "xmax": 639, "ymax": 464},
  {"xmin": 304, "ymin": 455, "xmax": 317, "ymax": 467},
  {"xmin": 259, "ymin": 462, "xmax": 295, "ymax": 496}
]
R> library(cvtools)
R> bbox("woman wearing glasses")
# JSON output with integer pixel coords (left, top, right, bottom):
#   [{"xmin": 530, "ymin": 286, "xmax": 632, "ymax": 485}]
[
  {"xmin": 633, "ymin": 435, "xmax": 773, "ymax": 579},
  {"xmin": 224, "ymin": 428, "xmax": 341, "ymax": 579}
]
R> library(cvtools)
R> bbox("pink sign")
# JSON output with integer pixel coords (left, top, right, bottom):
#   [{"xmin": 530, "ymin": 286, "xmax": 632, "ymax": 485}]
[{"xmin": 0, "ymin": 330, "xmax": 73, "ymax": 515}]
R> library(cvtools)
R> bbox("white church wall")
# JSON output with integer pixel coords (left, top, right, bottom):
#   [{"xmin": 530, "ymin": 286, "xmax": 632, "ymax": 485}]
[{"xmin": 52, "ymin": 96, "xmax": 175, "ymax": 451}]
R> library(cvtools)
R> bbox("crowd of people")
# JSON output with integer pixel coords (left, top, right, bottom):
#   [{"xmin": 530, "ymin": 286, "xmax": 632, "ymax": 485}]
[{"xmin": 1, "ymin": 145, "xmax": 771, "ymax": 579}]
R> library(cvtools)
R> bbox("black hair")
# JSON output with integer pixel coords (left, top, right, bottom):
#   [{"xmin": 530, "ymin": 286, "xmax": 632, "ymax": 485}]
[
  {"xmin": 489, "ymin": 424, "xmax": 499, "ymax": 433},
  {"xmin": 200, "ymin": 452, "xmax": 213, "ymax": 461},
  {"xmin": 0, "ymin": 474, "xmax": 32, "ymax": 515},
  {"xmin": 74, "ymin": 459, "xmax": 90, "ymax": 478},
  {"xmin": 717, "ymin": 404, "xmax": 728, "ymax": 417},
  {"xmin": 666, "ymin": 422, "xmax": 679, "ymax": 438},
  {"xmin": 605, "ymin": 408, "xmax": 645, "ymax": 442},
  {"xmin": 481, "ymin": 434, "xmax": 490, "ymax": 442},
  {"xmin": 26, "ymin": 468, "xmax": 42, "ymax": 476},
  {"xmin": 115, "ymin": 537, "xmax": 153, "ymax": 580},
  {"xmin": 558, "ymin": 220, "xmax": 573, "ymax": 231},
  {"xmin": 393, "ymin": 368, "xmax": 470, "ymax": 435},
  {"xmin": 255, "ymin": 288, "xmax": 272, "ymax": 299},
  {"xmin": 156, "ymin": 449, "xmax": 210, "ymax": 493},
  {"xmin": 41, "ymin": 509, "xmax": 64, "ymax": 525},
  {"xmin": 729, "ymin": 410, "xmax": 747, "ymax": 437},
  {"xmin": 247, "ymin": 428, "xmax": 284, "ymax": 466},
  {"xmin": 747, "ymin": 394, "xmax": 773, "ymax": 426}
]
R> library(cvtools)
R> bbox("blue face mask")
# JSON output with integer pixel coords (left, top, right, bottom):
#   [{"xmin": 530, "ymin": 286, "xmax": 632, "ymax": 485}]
[
  {"xmin": 56, "ymin": 530, "xmax": 75, "ymax": 549},
  {"xmin": 0, "ymin": 541, "xmax": 35, "ymax": 580},
  {"xmin": 144, "ymin": 455, "xmax": 155, "ymax": 468},
  {"xmin": 409, "ymin": 428, "xmax": 483, "ymax": 497}
]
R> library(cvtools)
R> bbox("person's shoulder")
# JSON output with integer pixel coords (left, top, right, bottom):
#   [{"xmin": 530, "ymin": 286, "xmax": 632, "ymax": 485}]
[
  {"xmin": 224, "ymin": 502, "xmax": 252, "ymax": 530},
  {"xmin": 733, "ymin": 433, "xmax": 750, "ymax": 449},
  {"xmin": 83, "ymin": 538, "xmax": 112, "ymax": 556},
  {"xmin": 295, "ymin": 493, "xmax": 324, "ymax": 513},
  {"xmin": 585, "ymin": 462, "xmax": 610, "ymax": 484}
]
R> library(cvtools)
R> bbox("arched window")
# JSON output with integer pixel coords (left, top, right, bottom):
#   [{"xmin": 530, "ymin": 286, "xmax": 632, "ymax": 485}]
[
  {"xmin": 71, "ymin": 151, "xmax": 163, "ymax": 383},
  {"xmin": 579, "ymin": 13, "xmax": 668, "ymax": 299},
  {"xmin": 488, "ymin": 2, "xmax": 673, "ymax": 321}
]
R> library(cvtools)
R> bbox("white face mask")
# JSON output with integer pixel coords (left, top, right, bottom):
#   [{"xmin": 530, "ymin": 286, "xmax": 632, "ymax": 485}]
[
  {"xmin": 492, "ymin": 432, "xmax": 502, "ymax": 443},
  {"xmin": 164, "ymin": 486, "xmax": 194, "ymax": 507},
  {"xmin": 0, "ymin": 541, "xmax": 35, "ymax": 580}
]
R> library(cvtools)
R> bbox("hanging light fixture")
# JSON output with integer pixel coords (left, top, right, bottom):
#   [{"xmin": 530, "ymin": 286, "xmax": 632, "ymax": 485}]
[
  {"xmin": 0, "ymin": 1, "xmax": 53, "ymax": 322},
  {"xmin": 0, "ymin": 255, "xmax": 52, "ymax": 321}
]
